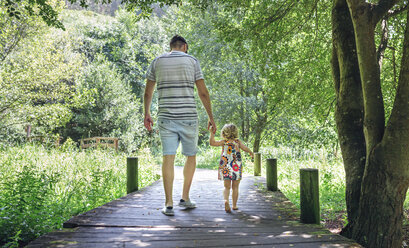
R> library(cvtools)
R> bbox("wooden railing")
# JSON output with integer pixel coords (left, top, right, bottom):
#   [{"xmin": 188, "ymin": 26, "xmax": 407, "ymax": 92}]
[
  {"xmin": 27, "ymin": 135, "xmax": 62, "ymax": 147},
  {"xmin": 80, "ymin": 137, "xmax": 119, "ymax": 150}
]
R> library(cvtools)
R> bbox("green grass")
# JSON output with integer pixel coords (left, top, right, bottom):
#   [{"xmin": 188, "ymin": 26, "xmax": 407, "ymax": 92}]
[
  {"xmin": 261, "ymin": 146, "xmax": 347, "ymax": 223},
  {"xmin": 0, "ymin": 143, "xmax": 160, "ymax": 247},
  {"xmin": 3, "ymin": 143, "xmax": 409, "ymax": 246},
  {"xmin": 189, "ymin": 145, "xmax": 348, "ymax": 224}
]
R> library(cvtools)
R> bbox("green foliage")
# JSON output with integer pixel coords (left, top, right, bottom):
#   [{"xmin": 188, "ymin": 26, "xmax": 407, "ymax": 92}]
[
  {"xmin": 4, "ymin": 0, "xmax": 65, "ymax": 29},
  {"xmin": 70, "ymin": 55, "xmax": 145, "ymax": 152},
  {"xmin": 0, "ymin": 0, "xmax": 43, "ymax": 62},
  {"xmin": 0, "ymin": 164, "xmax": 59, "ymax": 244},
  {"xmin": 0, "ymin": 20, "xmax": 83, "ymax": 143},
  {"xmin": 0, "ymin": 144, "xmax": 160, "ymax": 246},
  {"xmin": 1, "ymin": 8, "xmax": 171, "ymax": 149},
  {"xmin": 52, "ymin": 9, "xmax": 169, "ymax": 151},
  {"xmin": 2, "ymin": 230, "xmax": 21, "ymax": 248},
  {"xmin": 161, "ymin": 2, "xmax": 337, "ymax": 152},
  {"xmin": 63, "ymin": 9, "xmax": 168, "ymax": 97}
]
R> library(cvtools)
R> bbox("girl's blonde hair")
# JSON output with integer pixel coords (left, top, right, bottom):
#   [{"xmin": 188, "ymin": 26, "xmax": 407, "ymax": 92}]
[{"xmin": 221, "ymin": 124, "xmax": 239, "ymax": 140}]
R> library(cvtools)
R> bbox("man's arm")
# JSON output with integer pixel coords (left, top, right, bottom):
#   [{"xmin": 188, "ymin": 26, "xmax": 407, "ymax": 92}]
[
  {"xmin": 196, "ymin": 79, "xmax": 216, "ymax": 133},
  {"xmin": 144, "ymin": 79, "xmax": 156, "ymax": 131}
]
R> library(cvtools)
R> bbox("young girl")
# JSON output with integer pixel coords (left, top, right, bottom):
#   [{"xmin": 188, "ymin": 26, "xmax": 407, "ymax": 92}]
[{"xmin": 209, "ymin": 124, "xmax": 254, "ymax": 213}]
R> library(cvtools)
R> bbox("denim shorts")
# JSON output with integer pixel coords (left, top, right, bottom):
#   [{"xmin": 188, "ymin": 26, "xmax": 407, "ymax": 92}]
[{"xmin": 158, "ymin": 118, "xmax": 199, "ymax": 156}]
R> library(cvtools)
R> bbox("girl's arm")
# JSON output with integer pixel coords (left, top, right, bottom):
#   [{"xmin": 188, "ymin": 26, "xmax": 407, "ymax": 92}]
[
  {"xmin": 238, "ymin": 140, "xmax": 254, "ymax": 159},
  {"xmin": 209, "ymin": 127, "xmax": 224, "ymax": 147}
]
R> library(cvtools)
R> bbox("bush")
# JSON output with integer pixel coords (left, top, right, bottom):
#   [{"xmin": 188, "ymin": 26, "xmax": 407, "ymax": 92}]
[{"xmin": 0, "ymin": 144, "xmax": 160, "ymax": 246}]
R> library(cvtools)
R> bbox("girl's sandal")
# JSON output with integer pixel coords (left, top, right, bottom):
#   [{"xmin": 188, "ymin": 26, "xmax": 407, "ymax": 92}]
[
  {"xmin": 225, "ymin": 201, "xmax": 231, "ymax": 213},
  {"xmin": 232, "ymin": 207, "xmax": 239, "ymax": 210}
]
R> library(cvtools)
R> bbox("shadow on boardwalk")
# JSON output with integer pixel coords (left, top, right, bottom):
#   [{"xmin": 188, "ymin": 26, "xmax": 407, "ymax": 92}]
[{"xmin": 28, "ymin": 167, "xmax": 361, "ymax": 247}]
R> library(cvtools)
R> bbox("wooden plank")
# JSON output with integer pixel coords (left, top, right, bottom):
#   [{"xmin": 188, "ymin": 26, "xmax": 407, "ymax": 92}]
[
  {"xmin": 28, "ymin": 167, "xmax": 361, "ymax": 248},
  {"xmin": 31, "ymin": 233, "xmax": 352, "ymax": 244},
  {"xmin": 30, "ymin": 226, "xmax": 335, "ymax": 236}
]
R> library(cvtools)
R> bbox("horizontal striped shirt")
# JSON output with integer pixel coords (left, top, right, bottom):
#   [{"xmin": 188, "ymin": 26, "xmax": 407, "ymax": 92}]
[{"xmin": 146, "ymin": 51, "xmax": 204, "ymax": 120}]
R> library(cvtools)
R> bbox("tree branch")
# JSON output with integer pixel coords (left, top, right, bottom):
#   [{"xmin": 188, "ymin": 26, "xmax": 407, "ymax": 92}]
[
  {"xmin": 332, "ymin": 46, "xmax": 340, "ymax": 96},
  {"xmin": 384, "ymin": 10, "xmax": 409, "ymax": 151},
  {"xmin": 262, "ymin": 1, "xmax": 297, "ymax": 29},
  {"xmin": 386, "ymin": 3, "xmax": 409, "ymax": 18},
  {"xmin": 377, "ymin": 18, "xmax": 388, "ymax": 70},
  {"xmin": 373, "ymin": 0, "xmax": 400, "ymax": 24},
  {"xmin": 347, "ymin": 0, "xmax": 387, "ymax": 151}
]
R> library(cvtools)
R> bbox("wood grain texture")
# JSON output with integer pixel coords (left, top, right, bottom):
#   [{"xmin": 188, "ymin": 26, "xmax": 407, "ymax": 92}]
[{"xmin": 28, "ymin": 167, "xmax": 361, "ymax": 247}]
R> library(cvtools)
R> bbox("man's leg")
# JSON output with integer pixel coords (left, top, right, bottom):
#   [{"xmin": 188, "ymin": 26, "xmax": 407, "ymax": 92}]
[
  {"xmin": 178, "ymin": 119, "xmax": 198, "ymax": 207},
  {"xmin": 162, "ymin": 155, "xmax": 176, "ymax": 207},
  {"xmin": 182, "ymin": 155, "xmax": 196, "ymax": 200}
]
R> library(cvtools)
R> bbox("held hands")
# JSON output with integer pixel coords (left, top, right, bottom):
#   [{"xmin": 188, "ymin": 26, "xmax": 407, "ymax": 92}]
[
  {"xmin": 209, "ymin": 125, "xmax": 215, "ymax": 135},
  {"xmin": 208, "ymin": 119, "xmax": 216, "ymax": 134}
]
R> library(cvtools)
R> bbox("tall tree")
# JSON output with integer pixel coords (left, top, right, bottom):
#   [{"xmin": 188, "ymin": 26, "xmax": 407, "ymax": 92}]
[
  {"xmin": 0, "ymin": 24, "xmax": 83, "ymax": 138},
  {"xmin": 332, "ymin": 0, "xmax": 409, "ymax": 246}
]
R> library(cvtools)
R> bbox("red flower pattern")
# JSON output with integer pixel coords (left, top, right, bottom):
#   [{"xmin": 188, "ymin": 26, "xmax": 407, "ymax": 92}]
[{"xmin": 218, "ymin": 141, "xmax": 243, "ymax": 181}]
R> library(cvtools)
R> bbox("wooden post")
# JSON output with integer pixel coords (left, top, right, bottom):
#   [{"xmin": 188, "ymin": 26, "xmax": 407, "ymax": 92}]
[
  {"xmin": 300, "ymin": 168, "xmax": 320, "ymax": 224},
  {"xmin": 266, "ymin": 158, "xmax": 278, "ymax": 191},
  {"xmin": 114, "ymin": 138, "xmax": 119, "ymax": 151},
  {"xmin": 254, "ymin": 152, "xmax": 261, "ymax": 176},
  {"xmin": 26, "ymin": 125, "xmax": 32, "ymax": 139},
  {"xmin": 55, "ymin": 136, "xmax": 61, "ymax": 148},
  {"xmin": 127, "ymin": 157, "xmax": 138, "ymax": 193}
]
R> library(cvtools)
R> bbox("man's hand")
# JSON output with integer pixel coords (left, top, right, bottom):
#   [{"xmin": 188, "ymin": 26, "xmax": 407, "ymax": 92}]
[
  {"xmin": 144, "ymin": 115, "xmax": 154, "ymax": 131},
  {"xmin": 209, "ymin": 125, "xmax": 215, "ymax": 135},
  {"xmin": 208, "ymin": 119, "xmax": 216, "ymax": 134},
  {"xmin": 143, "ymin": 79, "xmax": 156, "ymax": 132}
]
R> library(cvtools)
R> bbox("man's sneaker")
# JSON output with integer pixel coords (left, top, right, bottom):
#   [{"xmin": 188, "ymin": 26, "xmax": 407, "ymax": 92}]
[
  {"xmin": 178, "ymin": 199, "xmax": 196, "ymax": 209},
  {"xmin": 161, "ymin": 206, "xmax": 174, "ymax": 216}
]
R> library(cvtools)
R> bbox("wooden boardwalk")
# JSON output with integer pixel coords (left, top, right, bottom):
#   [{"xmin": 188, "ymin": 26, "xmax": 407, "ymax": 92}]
[{"xmin": 28, "ymin": 167, "xmax": 361, "ymax": 247}]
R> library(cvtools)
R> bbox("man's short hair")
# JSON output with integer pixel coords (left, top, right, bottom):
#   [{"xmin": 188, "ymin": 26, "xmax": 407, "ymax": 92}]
[{"xmin": 170, "ymin": 35, "xmax": 187, "ymax": 49}]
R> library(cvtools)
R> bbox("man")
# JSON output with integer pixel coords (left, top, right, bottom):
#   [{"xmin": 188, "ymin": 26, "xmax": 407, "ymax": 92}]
[{"xmin": 143, "ymin": 35, "xmax": 216, "ymax": 216}]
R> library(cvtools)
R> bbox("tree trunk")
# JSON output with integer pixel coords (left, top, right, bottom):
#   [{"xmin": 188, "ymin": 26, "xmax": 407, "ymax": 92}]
[
  {"xmin": 331, "ymin": 0, "xmax": 366, "ymax": 233},
  {"xmin": 252, "ymin": 128, "xmax": 261, "ymax": 153},
  {"xmin": 332, "ymin": 0, "xmax": 409, "ymax": 246},
  {"xmin": 252, "ymin": 113, "xmax": 265, "ymax": 153},
  {"xmin": 350, "ymin": 146, "xmax": 409, "ymax": 247},
  {"xmin": 239, "ymin": 80, "xmax": 249, "ymax": 142},
  {"xmin": 252, "ymin": 90, "xmax": 268, "ymax": 153},
  {"xmin": 348, "ymin": 5, "xmax": 409, "ymax": 246}
]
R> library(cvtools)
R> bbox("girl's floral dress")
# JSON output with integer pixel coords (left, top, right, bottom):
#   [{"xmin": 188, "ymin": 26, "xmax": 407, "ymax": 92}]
[{"xmin": 218, "ymin": 140, "xmax": 242, "ymax": 180}]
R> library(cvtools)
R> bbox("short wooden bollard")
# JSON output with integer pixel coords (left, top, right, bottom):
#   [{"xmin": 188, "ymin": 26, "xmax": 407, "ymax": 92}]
[
  {"xmin": 254, "ymin": 152, "xmax": 261, "ymax": 176},
  {"xmin": 266, "ymin": 158, "xmax": 278, "ymax": 191},
  {"xmin": 127, "ymin": 157, "xmax": 138, "ymax": 194},
  {"xmin": 300, "ymin": 168, "xmax": 320, "ymax": 224}
]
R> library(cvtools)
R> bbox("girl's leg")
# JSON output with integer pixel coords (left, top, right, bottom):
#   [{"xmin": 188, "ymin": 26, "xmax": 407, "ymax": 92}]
[
  {"xmin": 232, "ymin": 180, "xmax": 241, "ymax": 210},
  {"xmin": 224, "ymin": 180, "xmax": 232, "ymax": 212}
]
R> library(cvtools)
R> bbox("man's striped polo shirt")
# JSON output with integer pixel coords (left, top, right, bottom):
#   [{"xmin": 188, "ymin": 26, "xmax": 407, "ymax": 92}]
[{"xmin": 146, "ymin": 51, "xmax": 204, "ymax": 120}]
